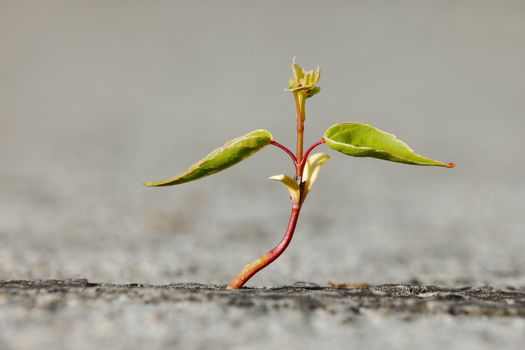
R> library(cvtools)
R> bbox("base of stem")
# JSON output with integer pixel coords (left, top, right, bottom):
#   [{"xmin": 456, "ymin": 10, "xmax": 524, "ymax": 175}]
[{"xmin": 227, "ymin": 204, "xmax": 301, "ymax": 289}]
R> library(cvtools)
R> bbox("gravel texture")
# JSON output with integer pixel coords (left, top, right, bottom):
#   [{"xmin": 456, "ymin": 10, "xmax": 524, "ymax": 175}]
[{"xmin": 1, "ymin": 279, "xmax": 525, "ymax": 350}]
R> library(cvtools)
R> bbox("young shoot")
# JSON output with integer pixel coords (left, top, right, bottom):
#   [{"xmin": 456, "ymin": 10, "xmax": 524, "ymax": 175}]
[{"xmin": 145, "ymin": 59, "xmax": 455, "ymax": 289}]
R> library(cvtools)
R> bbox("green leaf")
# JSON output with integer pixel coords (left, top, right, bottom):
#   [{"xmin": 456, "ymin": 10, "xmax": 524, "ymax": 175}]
[
  {"xmin": 302, "ymin": 153, "xmax": 330, "ymax": 201},
  {"xmin": 303, "ymin": 153, "xmax": 330, "ymax": 192},
  {"xmin": 306, "ymin": 86, "xmax": 321, "ymax": 99},
  {"xmin": 144, "ymin": 130, "xmax": 273, "ymax": 187},
  {"xmin": 286, "ymin": 58, "xmax": 321, "ymax": 96},
  {"xmin": 269, "ymin": 174, "xmax": 300, "ymax": 203},
  {"xmin": 323, "ymin": 123, "xmax": 455, "ymax": 167}
]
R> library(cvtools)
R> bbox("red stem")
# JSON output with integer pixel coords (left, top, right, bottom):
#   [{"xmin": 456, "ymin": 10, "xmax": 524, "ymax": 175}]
[
  {"xmin": 227, "ymin": 121, "xmax": 324, "ymax": 287},
  {"xmin": 271, "ymin": 139, "xmax": 326, "ymax": 178},
  {"xmin": 270, "ymin": 140, "xmax": 297, "ymax": 164},
  {"xmin": 226, "ymin": 204, "xmax": 302, "ymax": 289},
  {"xmin": 298, "ymin": 138, "xmax": 325, "ymax": 175}
]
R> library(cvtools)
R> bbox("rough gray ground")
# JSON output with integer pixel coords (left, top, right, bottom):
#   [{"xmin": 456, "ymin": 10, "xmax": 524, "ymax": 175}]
[
  {"xmin": 1, "ymin": 279, "xmax": 525, "ymax": 350},
  {"xmin": 2, "ymin": 1, "xmax": 525, "ymax": 349}
]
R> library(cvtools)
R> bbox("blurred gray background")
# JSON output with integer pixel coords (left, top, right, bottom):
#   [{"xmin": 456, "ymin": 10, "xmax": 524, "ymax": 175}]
[
  {"xmin": 2, "ymin": 1, "xmax": 525, "ymax": 349},
  {"xmin": 1, "ymin": 0, "xmax": 525, "ymax": 291}
]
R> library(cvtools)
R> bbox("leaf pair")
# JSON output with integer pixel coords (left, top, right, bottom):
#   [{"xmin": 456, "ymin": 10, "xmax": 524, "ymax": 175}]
[
  {"xmin": 270, "ymin": 153, "xmax": 330, "ymax": 203},
  {"xmin": 145, "ymin": 123, "xmax": 453, "ymax": 189},
  {"xmin": 286, "ymin": 58, "xmax": 321, "ymax": 100}
]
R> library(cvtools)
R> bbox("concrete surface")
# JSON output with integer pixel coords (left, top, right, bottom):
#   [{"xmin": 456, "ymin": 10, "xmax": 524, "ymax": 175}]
[
  {"xmin": 1, "ymin": 0, "xmax": 525, "ymax": 349},
  {"xmin": 1, "ymin": 279, "xmax": 525, "ymax": 350}
]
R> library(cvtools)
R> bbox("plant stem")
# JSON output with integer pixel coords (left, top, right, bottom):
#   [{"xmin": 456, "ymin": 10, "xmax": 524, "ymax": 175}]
[
  {"xmin": 226, "ymin": 203, "xmax": 302, "ymax": 289},
  {"xmin": 227, "ymin": 92, "xmax": 310, "ymax": 289},
  {"xmin": 299, "ymin": 138, "xmax": 326, "ymax": 174},
  {"xmin": 270, "ymin": 140, "xmax": 297, "ymax": 164},
  {"xmin": 294, "ymin": 93, "xmax": 305, "ymax": 170}
]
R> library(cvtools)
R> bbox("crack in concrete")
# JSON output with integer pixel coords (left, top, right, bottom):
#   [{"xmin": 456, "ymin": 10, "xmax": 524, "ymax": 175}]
[{"xmin": 2, "ymin": 279, "xmax": 525, "ymax": 318}]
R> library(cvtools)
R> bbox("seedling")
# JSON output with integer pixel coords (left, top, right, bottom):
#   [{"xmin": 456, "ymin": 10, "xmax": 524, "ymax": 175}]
[{"xmin": 145, "ymin": 59, "xmax": 455, "ymax": 289}]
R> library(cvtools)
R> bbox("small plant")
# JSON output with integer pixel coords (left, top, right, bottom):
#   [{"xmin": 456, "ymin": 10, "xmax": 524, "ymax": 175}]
[{"xmin": 145, "ymin": 59, "xmax": 455, "ymax": 289}]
